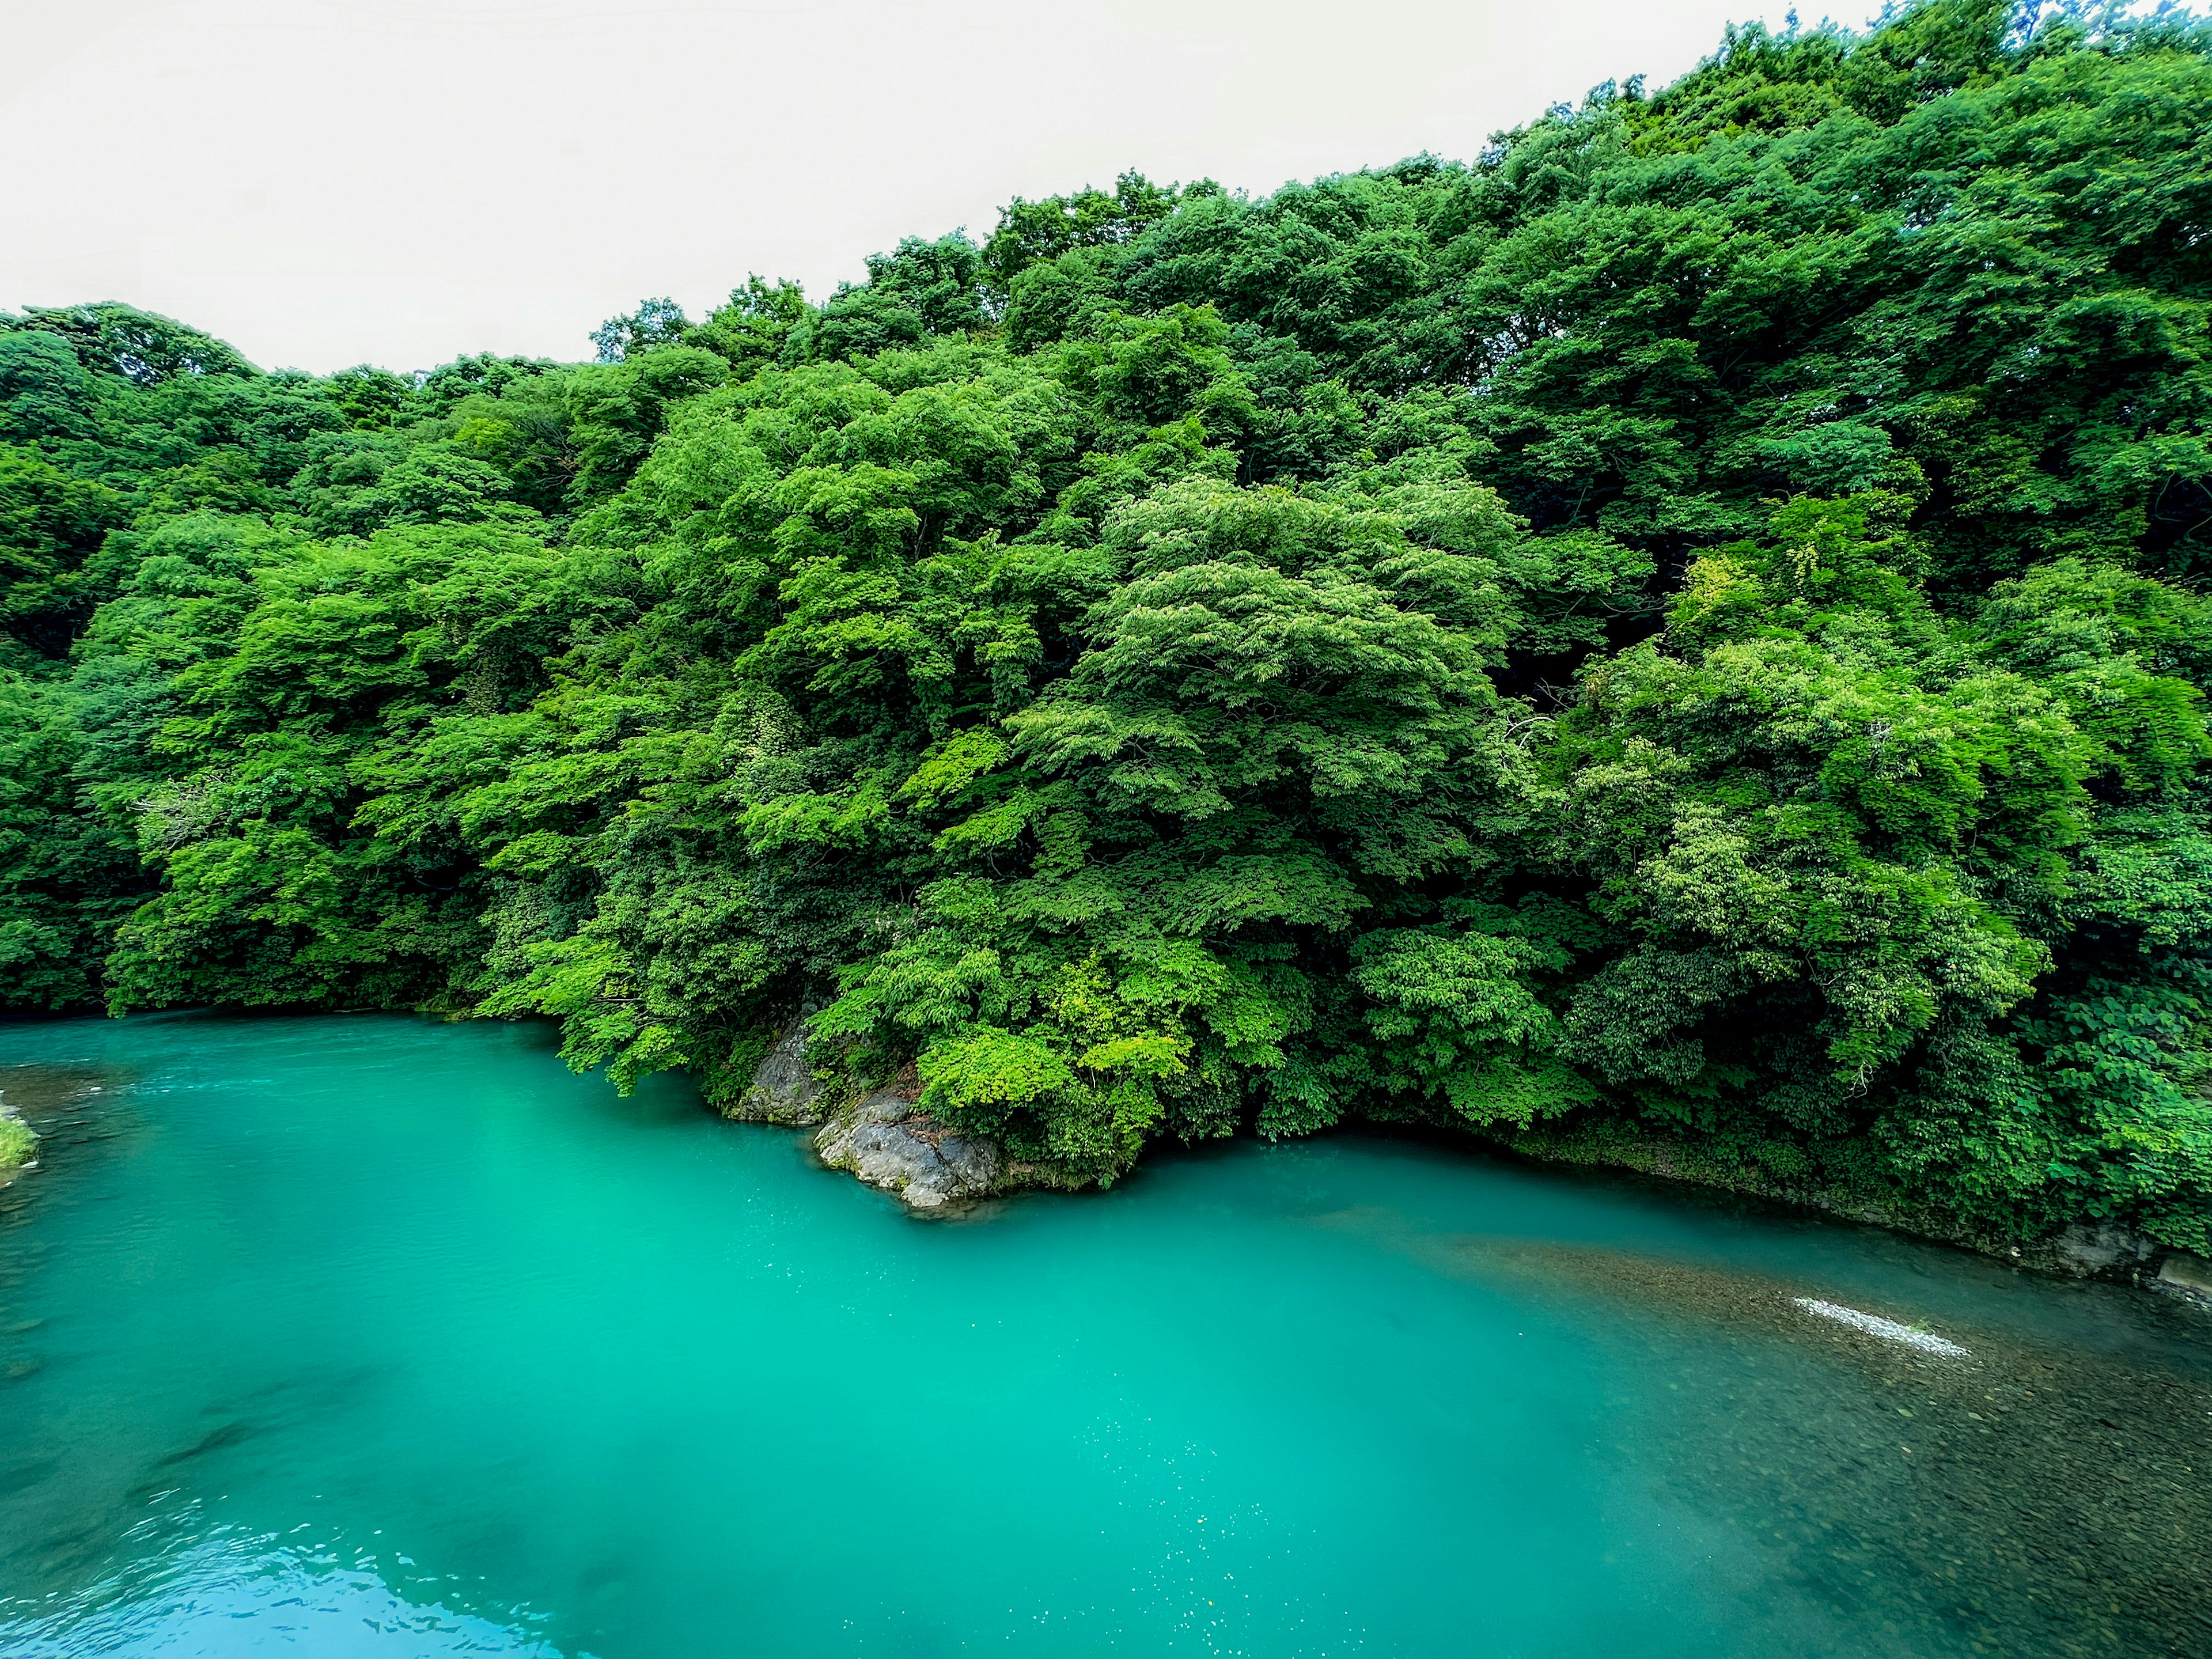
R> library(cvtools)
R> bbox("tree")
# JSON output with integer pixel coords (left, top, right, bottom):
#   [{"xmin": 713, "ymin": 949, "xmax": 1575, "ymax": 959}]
[
  {"xmin": 590, "ymin": 297, "xmax": 691, "ymax": 364},
  {"xmin": 6, "ymin": 0, "xmax": 2209, "ymax": 1250}
]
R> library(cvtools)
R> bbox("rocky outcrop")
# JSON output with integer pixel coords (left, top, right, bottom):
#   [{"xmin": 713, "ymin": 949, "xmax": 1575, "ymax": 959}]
[
  {"xmin": 725, "ymin": 1020, "xmax": 827, "ymax": 1126},
  {"xmin": 718, "ymin": 1028, "xmax": 1074, "ymax": 1211},
  {"xmin": 2051, "ymin": 1223, "xmax": 2161, "ymax": 1277},
  {"xmin": 2154, "ymin": 1252, "xmax": 2212, "ymax": 1306},
  {"xmin": 814, "ymin": 1088, "xmax": 1007, "ymax": 1210}
]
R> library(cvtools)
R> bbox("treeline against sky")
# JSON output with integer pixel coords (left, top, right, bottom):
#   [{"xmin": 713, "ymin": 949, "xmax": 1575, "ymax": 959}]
[{"xmin": 4, "ymin": 0, "xmax": 2210, "ymax": 1246}]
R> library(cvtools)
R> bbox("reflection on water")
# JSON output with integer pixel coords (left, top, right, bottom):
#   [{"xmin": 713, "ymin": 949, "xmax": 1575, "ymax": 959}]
[
  {"xmin": 2, "ymin": 1018, "xmax": 2209, "ymax": 1658},
  {"xmin": 5, "ymin": 1503, "xmax": 565, "ymax": 1658}
]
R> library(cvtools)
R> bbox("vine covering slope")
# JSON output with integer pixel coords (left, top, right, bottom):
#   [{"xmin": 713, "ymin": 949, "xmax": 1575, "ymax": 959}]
[{"xmin": 4, "ymin": 0, "xmax": 2209, "ymax": 1247}]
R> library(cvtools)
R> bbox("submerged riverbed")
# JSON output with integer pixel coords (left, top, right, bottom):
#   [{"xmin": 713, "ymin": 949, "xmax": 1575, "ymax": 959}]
[{"xmin": 1, "ymin": 1014, "xmax": 2206, "ymax": 1657}]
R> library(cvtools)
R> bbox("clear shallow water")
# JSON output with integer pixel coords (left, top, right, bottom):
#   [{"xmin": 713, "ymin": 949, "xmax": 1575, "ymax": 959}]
[{"xmin": 1, "ymin": 1015, "xmax": 2207, "ymax": 1658}]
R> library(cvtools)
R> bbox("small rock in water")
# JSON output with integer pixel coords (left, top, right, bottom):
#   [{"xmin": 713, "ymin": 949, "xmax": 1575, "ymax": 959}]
[{"xmin": 1792, "ymin": 1298, "xmax": 1970, "ymax": 1358}]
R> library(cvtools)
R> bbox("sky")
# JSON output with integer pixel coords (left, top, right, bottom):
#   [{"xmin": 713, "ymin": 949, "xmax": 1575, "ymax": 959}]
[{"xmin": 0, "ymin": 0, "xmax": 1853, "ymax": 375}]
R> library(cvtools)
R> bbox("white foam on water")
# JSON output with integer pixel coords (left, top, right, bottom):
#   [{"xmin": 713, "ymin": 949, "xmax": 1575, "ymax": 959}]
[{"xmin": 1793, "ymin": 1297, "xmax": 1971, "ymax": 1357}]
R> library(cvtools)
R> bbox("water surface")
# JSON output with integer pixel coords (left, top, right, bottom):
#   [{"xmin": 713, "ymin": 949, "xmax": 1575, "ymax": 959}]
[{"xmin": 2, "ymin": 1014, "xmax": 2207, "ymax": 1656}]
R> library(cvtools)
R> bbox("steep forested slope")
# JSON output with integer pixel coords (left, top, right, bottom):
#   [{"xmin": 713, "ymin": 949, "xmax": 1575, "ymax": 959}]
[{"xmin": 5, "ymin": 0, "xmax": 2210, "ymax": 1248}]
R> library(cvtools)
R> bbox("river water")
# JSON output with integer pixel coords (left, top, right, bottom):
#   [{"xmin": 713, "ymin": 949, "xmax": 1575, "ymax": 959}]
[{"xmin": 1, "ymin": 1013, "xmax": 2206, "ymax": 1657}]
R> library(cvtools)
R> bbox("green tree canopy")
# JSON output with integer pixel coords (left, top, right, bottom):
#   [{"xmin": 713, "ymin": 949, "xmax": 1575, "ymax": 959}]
[{"xmin": 6, "ymin": 0, "xmax": 2209, "ymax": 1252}]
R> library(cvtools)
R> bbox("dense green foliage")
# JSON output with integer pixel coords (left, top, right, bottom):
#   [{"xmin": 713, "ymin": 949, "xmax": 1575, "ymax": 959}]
[{"xmin": 5, "ymin": 1, "xmax": 2210, "ymax": 1247}]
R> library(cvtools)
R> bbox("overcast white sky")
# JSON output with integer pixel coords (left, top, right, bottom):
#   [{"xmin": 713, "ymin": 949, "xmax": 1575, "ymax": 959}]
[{"xmin": 1, "ymin": 0, "xmax": 1855, "ymax": 374}]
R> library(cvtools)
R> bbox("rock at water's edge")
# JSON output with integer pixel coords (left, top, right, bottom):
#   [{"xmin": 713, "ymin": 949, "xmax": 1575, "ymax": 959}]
[
  {"xmin": 2156, "ymin": 1252, "xmax": 2212, "ymax": 1303},
  {"xmin": 728, "ymin": 1020, "xmax": 826, "ymax": 1126},
  {"xmin": 2052, "ymin": 1224, "xmax": 2159, "ymax": 1277},
  {"xmin": 815, "ymin": 1089, "xmax": 1006, "ymax": 1210}
]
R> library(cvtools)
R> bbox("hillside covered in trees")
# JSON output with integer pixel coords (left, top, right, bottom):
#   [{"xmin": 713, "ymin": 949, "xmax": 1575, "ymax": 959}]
[{"xmin": 4, "ymin": 0, "xmax": 2210, "ymax": 1249}]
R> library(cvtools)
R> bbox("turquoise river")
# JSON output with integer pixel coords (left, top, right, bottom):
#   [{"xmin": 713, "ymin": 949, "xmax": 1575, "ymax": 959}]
[{"xmin": 1, "ymin": 1014, "xmax": 2207, "ymax": 1657}]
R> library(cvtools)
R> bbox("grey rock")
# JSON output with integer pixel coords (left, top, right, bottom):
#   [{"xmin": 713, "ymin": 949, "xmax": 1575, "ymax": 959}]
[
  {"xmin": 815, "ymin": 1088, "xmax": 1005, "ymax": 1210},
  {"xmin": 728, "ymin": 1020, "xmax": 826, "ymax": 1126},
  {"xmin": 2053, "ymin": 1224, "xmax": 2158, "ymax": 1276},
  {"xmin": 2156, "ymin": 1252, "xmax": 2212, "ymax": 1302}
]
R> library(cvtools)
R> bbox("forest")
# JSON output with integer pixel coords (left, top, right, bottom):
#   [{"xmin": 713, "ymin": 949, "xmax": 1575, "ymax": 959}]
[{"xmin": 3, "ymin": 0, "xmax": 2209, "ymax": 1248}]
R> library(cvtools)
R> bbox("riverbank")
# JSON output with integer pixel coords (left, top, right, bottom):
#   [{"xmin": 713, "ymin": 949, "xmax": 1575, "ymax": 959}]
[
  {"xmin": 1494, "ymin": 1119, "xmax": 2212, "ymax": 1305},
  {"xmin": 727, "ymin": 1021, "xmax": 2212, "ymax": 1302}
]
